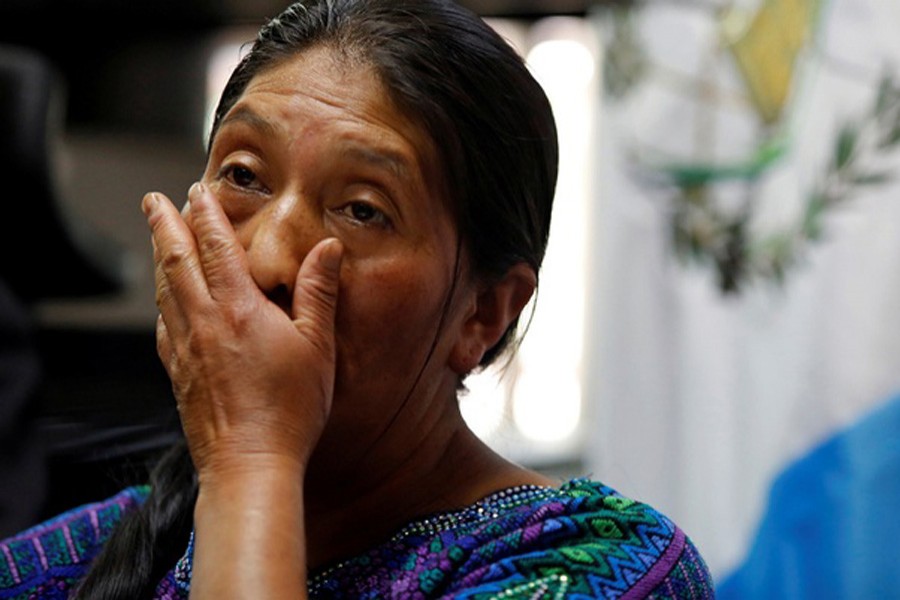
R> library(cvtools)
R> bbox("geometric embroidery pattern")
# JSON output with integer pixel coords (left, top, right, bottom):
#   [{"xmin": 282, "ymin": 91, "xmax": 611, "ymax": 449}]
[
  {"xmin": 0, "ymin": 479, "xmax": 715, "ymax": 599},
  {"xmin": 0, "ymin": 487, "xmax": 149, "ymax": 600}
]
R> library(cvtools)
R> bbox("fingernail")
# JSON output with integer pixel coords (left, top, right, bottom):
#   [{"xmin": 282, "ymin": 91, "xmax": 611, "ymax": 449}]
[
  {"xmin": 142, "ymin": 193, "xmax": 160, "ymax": 216},
  {"xmin": 189, "ymin": 181, "xmax": 204, "ymax": 198},
  {"xmin": 321, "ymin": 239, "xmax": 343, "ymax": 273}
]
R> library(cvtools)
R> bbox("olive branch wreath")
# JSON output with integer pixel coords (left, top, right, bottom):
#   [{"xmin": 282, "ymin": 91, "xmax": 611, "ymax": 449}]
[{"xmin": 665, "ymin": 74, "xmax": 900, "ymax": 293}]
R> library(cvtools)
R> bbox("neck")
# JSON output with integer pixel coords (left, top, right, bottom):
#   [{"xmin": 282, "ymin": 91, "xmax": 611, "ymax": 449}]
[{"xmin": 302, "ymin": 392, "xmax": 552, "ymax": 570}]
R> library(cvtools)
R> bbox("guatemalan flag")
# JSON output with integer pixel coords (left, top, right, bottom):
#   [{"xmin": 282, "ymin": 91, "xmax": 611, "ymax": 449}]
[{"xmin": 581, "ymin": 0, "xmax": 900, "ymax": 597}]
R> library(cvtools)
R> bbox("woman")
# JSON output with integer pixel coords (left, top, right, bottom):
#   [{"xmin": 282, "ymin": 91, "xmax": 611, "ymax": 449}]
[{"xmin": 0, "ymin": 1, "xmax": 714, "ymax": 598}]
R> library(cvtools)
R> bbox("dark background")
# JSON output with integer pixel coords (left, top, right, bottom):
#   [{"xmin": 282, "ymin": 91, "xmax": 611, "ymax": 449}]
[{"xmin": 1, "ymin": 0, "xmax": 593, "ymax": 135}]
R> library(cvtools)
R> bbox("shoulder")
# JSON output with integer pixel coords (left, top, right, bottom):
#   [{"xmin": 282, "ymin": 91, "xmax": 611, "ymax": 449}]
[
  {"xmin": 0, "ymin": 486, "xmax": 148, "ymax": 599},
  {"xmin": 445, "ymin": 478, "xmax": 715, "ymax": 599}
]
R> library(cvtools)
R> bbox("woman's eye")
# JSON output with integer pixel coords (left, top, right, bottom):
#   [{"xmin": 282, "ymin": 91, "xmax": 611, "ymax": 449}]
[
  {"xmin": 340, "ymin": 201, "xmax": 390, "ymax": 227},
  {"xmin": 350, "ymin": 202, "xmax": 376, "ymax": 221},
  {"xmin": 220, "ymin": 164, "xmax": 265, "ymax": 191}
]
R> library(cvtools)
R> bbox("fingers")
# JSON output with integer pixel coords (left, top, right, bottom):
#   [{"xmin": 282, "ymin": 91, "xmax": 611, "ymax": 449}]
[
  {"xmin": 145, "ymin": 183, "xmax": 256, "ymax": 321},
  {"xmin": 292, "ymin": 238, "xmax": 343, "ymax": 356},
  {"xmin": 144, "ymin": 191, "xmax": 208, "ymax": 333},
  {"xmin": 187, "ymin": 182, "xmax": 257, "ymax": 301},
  {"xmin": 148, "ymin": 181, "xmax": 343, "ymax": 354}
]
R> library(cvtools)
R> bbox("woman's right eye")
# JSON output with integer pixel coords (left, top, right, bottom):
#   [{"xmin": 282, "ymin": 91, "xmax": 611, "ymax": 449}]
[{"xmin": 220, "ymin": 164, "xmax": 266, "ymax": 193}]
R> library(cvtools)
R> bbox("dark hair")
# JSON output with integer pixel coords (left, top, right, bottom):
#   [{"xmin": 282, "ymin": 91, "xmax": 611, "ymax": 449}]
[
  {"xmin": 75, "ymin": 1, "xmax": 557, "ymax": 597},
  {"xmin": 73, "ymin": 440, "xmax": 196, "ymax": 599}
]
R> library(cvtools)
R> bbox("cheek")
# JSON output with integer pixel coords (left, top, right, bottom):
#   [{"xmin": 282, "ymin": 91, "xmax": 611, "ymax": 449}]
[{"xmin": 333, "ymin": 254, "xmax": 449, "ymax": 388}]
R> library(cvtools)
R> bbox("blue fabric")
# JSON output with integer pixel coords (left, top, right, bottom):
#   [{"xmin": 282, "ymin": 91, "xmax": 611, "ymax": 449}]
[{"xmin": 718, "ymin": 392, "xmax": 900, "ymax": 599}]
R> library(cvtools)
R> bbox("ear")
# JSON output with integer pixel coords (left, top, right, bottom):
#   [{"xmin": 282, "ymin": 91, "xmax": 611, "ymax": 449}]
[{"xmin": 449, "ymin": 262, "xmax": 536, "ymax": 375}]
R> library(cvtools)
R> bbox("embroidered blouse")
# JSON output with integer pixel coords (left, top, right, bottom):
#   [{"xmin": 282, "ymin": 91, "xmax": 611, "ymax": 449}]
[{"xmin": 0, "ymin": 479, "xmax": 714, "ymax": 599}]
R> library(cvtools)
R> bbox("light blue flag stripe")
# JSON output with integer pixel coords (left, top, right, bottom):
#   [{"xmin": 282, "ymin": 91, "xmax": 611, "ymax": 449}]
[{"xmin": 717, "ymin": 392, "xmax": 900, "ymax": 599}]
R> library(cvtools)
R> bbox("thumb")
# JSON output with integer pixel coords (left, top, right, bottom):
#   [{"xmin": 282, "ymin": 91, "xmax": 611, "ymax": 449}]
[{"xmin": 292, "ymin": 238, "xmax": 343, "ymax": 355}]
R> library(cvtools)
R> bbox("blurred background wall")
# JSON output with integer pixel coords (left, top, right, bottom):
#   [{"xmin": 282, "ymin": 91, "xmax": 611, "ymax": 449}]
[{"xmin": 2, "ymin": 0, "xmax": 899, "ymax": 598}]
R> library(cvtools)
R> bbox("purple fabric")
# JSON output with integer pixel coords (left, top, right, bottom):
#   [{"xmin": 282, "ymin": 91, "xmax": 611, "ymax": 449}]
[{"xmin": 0, "ymin": 479, "xmax": 715, "ymax": 599}]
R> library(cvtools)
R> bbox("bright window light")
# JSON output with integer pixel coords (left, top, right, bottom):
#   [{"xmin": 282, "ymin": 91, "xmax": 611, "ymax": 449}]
[
  {"xmin": 459, "ymin": 364, "xmax": 510, "ymax": 440},
  {"xmin": 512, "ymin": 361, "xmax": 583, "ymax": 443},
  {"xmin": 528, "ymin": 39, "xmax": 597, "ymax": 89},
  {"xmin": 204, "ymin": 30, "xmax": 256, "ymax": 146}
]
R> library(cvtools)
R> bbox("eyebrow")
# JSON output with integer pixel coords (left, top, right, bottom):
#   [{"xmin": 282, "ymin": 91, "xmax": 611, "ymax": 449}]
[
  {"xmin": 339, "ymin": 145, "xmax": 412, "ymax": 182},
  {"xmin": 217, "ymin": 105, "xmax": 280, "ymax": 139}
]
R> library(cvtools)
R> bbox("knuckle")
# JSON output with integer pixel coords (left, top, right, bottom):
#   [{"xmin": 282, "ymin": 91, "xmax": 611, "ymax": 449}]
[
  {"xmin": 186, "ymin": 324, "xmax": 215, "ymax": 353},
  {"xmin": 155, "ymin": 287, "xmax": 169, "ymax": 308},
  {"xmin": 160, "ymin": 244, "xmax": 193, "ymax": 272},
  {"xmin": 206, "ymin": 297, "xmax": 255, "ymax": 333},
  {"xmin": 230, "ymin": 301, "xmax": 257, "ymax": 328},
  {"xmin": 200, "ymin": 232, "xmax": 231, "ymax": 258}
]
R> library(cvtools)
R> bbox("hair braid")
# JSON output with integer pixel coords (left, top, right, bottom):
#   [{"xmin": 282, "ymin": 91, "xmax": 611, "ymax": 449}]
[{"xmin": 72, "ymin": 441, "xmax": 196, "ymax": 600}]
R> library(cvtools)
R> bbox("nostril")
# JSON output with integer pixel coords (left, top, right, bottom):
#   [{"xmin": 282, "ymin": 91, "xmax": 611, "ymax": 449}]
[{"xmin": 265, "ymin": 283, "xmax": 293, "ymax": 315}]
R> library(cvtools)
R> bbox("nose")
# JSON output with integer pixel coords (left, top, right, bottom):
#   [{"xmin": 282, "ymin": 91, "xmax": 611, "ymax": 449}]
[{"xmin": 240, "ymin": 197, "xmax": 320, "ymax": 314}]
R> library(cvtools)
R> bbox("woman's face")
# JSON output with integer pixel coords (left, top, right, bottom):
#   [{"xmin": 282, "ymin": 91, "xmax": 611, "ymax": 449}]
[{"xmin": 201, "ymin": 47, "xmax": 474, "ymax": 455}]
